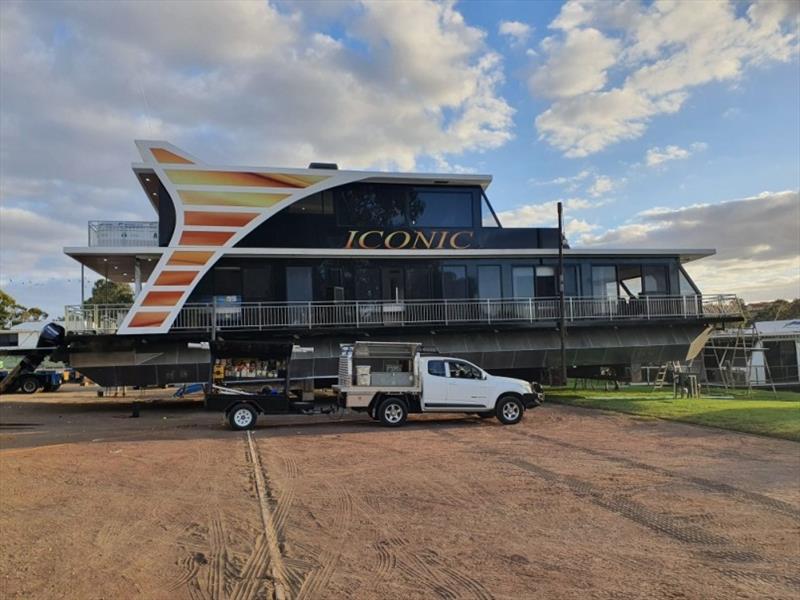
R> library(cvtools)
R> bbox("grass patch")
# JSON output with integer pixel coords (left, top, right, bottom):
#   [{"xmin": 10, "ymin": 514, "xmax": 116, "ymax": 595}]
[{"xmin": 546, "ymin": 385, "xmax": 800, "ymax": 441}]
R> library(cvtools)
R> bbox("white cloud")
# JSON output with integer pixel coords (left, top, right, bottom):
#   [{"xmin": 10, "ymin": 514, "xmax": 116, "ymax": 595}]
[
  {"xmin": 529, "ymin": 28, "xmax": 619, "ymax": 100},
  {"xmin": 531, "ymin": 169, "xmax": 591, "ymax": 187},
  {"xmin": 496, "ymin": 197, "xmax": 607, "ymax": 236},
  {"xmin": 579, "ymin": 190, "xmax": 800, "ymax": 301},
  {"xmin": 0, "ymin": 0, "xmax": 515, "ymax": 313},
  {"xmin": 645, "ymin": 142, "xmax": 707, "ymax": 167},
  {"xmin": 533, "ymin": 0, "xmax": 799, "ymax": 157},
  {"xmin": 498, "ymin": 20, "xmax": 532, "ymax": 46},
  {"xmin": 587, "ymin": 174, "xmax": 616, "ymax": 197}
]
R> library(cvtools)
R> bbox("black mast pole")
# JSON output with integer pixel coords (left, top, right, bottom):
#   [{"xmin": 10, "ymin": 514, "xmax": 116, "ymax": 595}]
[{"xmin": 558, "ymin": 202, "xmax": 567, "ymax": 386}]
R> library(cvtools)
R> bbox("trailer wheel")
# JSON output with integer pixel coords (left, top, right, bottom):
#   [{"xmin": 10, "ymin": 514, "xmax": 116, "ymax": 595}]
[
  {"xmin": 378, "ymin": 397, "xmax": 408, "ymax": 427},
  {"xmin": 19, "ymin": 376, "xmax": 39, "ymax": 394},
  {"xmin": 228, "ymin": 403, "xmax": 258, "ymax": 430},
  {"xmin": 496, "ymin": 396, "xmax": 524, "ymax": 425}
]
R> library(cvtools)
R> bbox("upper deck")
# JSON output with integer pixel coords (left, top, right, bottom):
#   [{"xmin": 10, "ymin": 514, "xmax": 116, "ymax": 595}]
[{"xmin": 63, "ymin": 141, "xmax": 734, "ymax": 336}]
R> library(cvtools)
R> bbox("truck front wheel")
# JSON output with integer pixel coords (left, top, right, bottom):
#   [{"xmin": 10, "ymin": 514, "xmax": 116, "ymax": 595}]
[
  {"xmin": 228, "ymin": 403, "xmax": 258, "ymax": 430},
  {"xmin": 496, "ymin": 396, "xmax": 524, "ymax": 425},
  {"xmin": 378, "ymin": 397, "xmax": 408, "ymax": 427}
]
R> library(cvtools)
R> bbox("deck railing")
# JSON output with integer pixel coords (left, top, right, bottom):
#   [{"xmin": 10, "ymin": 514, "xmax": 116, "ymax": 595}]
[
  {"xmin": 88, "ymin": 221, "xmax": 159, "ymax": 247},
  {"xmin": 65, "ymin": 294, "xmax": 742, "ymax": 334}
]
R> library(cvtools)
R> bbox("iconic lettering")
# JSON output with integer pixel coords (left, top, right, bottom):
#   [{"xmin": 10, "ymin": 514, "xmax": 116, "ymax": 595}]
[
  {"xmin": 344, "ymin": 230, "xmax": 474, "ymax": 250},
  {"xmin": 413, "ymin": 230, "xmax": 436, "ymax": 249},
  {"xmin": 344, "ymin": 230, "xmax": 359, "ymax": 249},
  {"xmin": 449, "ymin": 231, "xmax": 473, "ymax": 249},
  {"xmin": 359, "ymin": 230, "xmax": 383, "ymax": 249},
  {"xmin": 384, "ymin": 231, "xmax": 412, "ymax": 249}
]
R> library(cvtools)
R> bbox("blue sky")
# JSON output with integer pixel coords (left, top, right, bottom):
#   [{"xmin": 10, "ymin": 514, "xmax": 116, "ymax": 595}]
[{"xmin": 0, "ymin": 0, "xmax": 798, "ymax": 317}]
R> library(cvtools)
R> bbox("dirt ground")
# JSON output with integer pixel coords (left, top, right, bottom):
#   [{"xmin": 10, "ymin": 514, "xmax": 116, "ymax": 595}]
[{"xmin": 1, "ymin": 386, "xmax": 799, "ymax": 600}]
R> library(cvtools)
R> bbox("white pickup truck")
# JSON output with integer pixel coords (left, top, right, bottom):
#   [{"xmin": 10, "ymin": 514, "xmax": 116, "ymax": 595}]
[{"xmin": 336, "ymin": 341, "xmax": 543, "ymax": 427}]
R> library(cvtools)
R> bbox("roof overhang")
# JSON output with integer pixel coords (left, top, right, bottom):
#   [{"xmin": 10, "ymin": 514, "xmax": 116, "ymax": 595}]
[{"xmin": 63, "ymin": 247, "xmax": 164, "ymax": 282}]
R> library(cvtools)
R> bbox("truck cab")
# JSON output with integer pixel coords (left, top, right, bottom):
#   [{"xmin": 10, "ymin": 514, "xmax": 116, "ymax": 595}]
[{"xmin": 337, "ymin": 342, "xmax": 543, "ymax": 427}]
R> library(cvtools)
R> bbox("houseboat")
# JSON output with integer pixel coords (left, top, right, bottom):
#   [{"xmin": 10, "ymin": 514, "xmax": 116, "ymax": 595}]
[{"xmin": 60, "ymin": 141, "xmax": 741, "ymax": 386}]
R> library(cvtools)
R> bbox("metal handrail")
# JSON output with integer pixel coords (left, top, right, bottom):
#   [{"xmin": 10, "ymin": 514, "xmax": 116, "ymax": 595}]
[
  {"xmin": 88, "ymin": 221, "xmax": 158, "ymax": 247},
  {"xmin": 64, "ymin": 294, "xmax": 742, "ymax": 334}
]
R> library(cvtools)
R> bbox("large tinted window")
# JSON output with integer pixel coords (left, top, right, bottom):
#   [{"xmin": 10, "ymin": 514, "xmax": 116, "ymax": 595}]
[
  {"xmin": 409, "ymin": 190, "xmax": 473, "ymax": 227},
  {"xmin": 406, "ymin": 267, "xmax": 432, "ymax": 300},
  {"xmin": 679, "ymin": 268, "xmax": 698, "ymax": 295},
  {"xmin": 564, "ymin": 265, "xmax": 579, "ymax": 296},
  {"xmin": 242, "ymin": 267, "xmax": 272, "ymax": 301},
  {"xmin": 335, "ymin": 184, "xmax": 406, "ymax": 227},
  {"xmin": 442, "ymin": 265, "xmax": 468, "ymax": 298},
  {"xmin": 214, "ymin": 267, "xmax": 241, "ymax": 296},
  {"xmin": 592, "ymin": 266, "xmax": 618, "ymax": 299},
  {"xmin": 512, "ymin": 266, "xmax": 534, "ymax": 298},
  {"xmin": 536, "ymin": 266, "xmax": 556, "ymax": 297},
  {"xmin": 643, "ymin": 265, "xmax": 669, "ymax": 295},
  {"xmin": 286, "ymin": 266, "xmax": 312, "ymax": 301},
  {"xmin": 478, "ymin": 265, "xmax": 502, "ymax": 298},
  {"xmin": 355, "ymin": 268, "xmax": 380, "ymax": 301}
]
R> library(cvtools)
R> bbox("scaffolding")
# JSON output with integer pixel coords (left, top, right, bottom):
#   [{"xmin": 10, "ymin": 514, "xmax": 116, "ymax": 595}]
[{"xmin": 701, "ymin": 307, "xmax": 777, "ymax": 394}]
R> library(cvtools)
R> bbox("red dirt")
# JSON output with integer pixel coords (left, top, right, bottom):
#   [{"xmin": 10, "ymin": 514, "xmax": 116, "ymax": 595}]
[{"xmin": 1, "ymin": 386, "xmax": 798, "ymax": 599}]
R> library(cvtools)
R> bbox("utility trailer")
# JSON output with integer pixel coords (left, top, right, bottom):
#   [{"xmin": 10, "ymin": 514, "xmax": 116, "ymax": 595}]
[
  {"xmin": 335, "ymin": 341, "xmax": 543, "ymax": 427},
  {"xmin": 204, "ymin": 340, "xmax": 339, "ymax": 430}
]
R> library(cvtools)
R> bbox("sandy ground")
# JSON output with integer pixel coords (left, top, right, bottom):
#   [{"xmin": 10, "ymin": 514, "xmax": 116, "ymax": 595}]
[{"xmin": 1, "ymin": 386, "xmax": 799, "ymax": 599}]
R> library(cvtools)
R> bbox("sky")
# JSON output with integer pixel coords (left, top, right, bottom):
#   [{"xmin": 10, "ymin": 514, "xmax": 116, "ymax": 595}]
[{"xmin": 0, "ymin": 0, "xmax": 798, "ymax": 318}]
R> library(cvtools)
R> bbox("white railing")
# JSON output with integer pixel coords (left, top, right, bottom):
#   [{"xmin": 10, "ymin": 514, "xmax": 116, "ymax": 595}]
[
  {"xmin": 88, "ymin": 221, "xmax": 159, "ymax": 247},
  {"xmin": 64, "ymin": 304, "xmax": 132, "ymax": 333},
  {"xmin": 64, "ymin": 294, "xmax": 742, "ymax": 334}
]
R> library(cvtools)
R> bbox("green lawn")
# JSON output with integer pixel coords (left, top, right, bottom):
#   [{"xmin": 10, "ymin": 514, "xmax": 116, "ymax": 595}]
[{"xmin": 546, "ymin": 385, "xmax": 800, "ymax": 441}]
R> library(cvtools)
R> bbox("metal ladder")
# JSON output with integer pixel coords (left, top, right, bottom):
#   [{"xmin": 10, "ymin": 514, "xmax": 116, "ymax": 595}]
[{"xmin": 654, "ymin": 361, "xmax": 681, "ymax": 390}]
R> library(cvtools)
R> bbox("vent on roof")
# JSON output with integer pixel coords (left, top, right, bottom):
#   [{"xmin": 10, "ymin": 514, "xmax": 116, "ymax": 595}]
[{"xmin": 309, "ymin": 162, "xmax": 338, "ymax": 170}]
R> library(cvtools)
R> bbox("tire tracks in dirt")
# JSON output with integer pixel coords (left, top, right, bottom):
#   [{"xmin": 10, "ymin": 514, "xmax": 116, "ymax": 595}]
[
  {"xmin": 245, "ymin": 429, "xmax": 289, "ymax": 599},
  {"xmin": 507, "ymin": 428, "xmax": 800, "ymax": 522}
]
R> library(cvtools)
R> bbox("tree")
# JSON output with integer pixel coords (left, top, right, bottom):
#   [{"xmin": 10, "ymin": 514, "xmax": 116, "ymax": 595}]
[
  {"xmin": 84, "ymin": 279, "xmax": 134, "ymax": 305},
  {"xmin": 0, "ymin": 289, "xmax": 49, "ymax": 328},
  {"xmin": 746, "ymin": 299, "xmax": 800, "ymax": 324}
]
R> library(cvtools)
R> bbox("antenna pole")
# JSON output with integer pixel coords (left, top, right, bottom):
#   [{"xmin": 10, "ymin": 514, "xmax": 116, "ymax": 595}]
[{"xmin": 558, "ymin": 202, "xmax": 567, "ymax": 386}]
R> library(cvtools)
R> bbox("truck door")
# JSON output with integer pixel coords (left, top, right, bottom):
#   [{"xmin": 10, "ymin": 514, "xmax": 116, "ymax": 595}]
[
  {"xmin": 445, "ymin": 360, "xmax": 491, "ymax": 408},
  {"xmin": 421, "ymin": 359, "xmax": 449, "ymax": 411}
]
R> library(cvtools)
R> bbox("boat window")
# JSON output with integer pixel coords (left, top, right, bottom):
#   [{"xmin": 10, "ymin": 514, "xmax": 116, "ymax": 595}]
[
  {"xmin": 478, "ymin": 265, "xmax": 502, "ymax": 299},
  {"xmin": 618, "ymin": 265, "xmax": 642, "ymax": 298},
  {"xmin": 564, "ymin": 265, "xmax": 579, "ymax": 296},
  {"xmin": 512, "ymin": 266, "xmax": 535, "ymax": 298},
  {"xmin": 335, "ymin": 185, "xmax": 406, "ymax": 227},
  {"xmin": 287, "ymin": 192, "xmax": 332, "ymax": 214},
  {"xmin": 242, "ymin": 267, "xmax": 272, "ymax": 301},
  {"xmin": 442, "ymin": 265, "xmax": 468, "ymax": 298},
  {"xmin": 286, "ymin": 266, "xmax": 313, "ymax": 302},
  {"xmin": 643, "ymin": 265, "xmax": 669, "ymax": 295},
  {"xmin": 679, "ymin": 267, "xmax": 699, "ymax": 295},
  {"xmin": 481, "ymin": 194, "xmax": 500, "ymax": 227},
  {"xmin": 427, "ymin": 360, "xmax": 446, "ymax": 377},
  {"xmin": 592, "ymin": 266, "xmax": 618, "ymax": 299},
  {"xmin": 355, "ymin": 268, "xmax": 380, "ymax": 301},
  {"xmin": 536, "ymin": 266, "xmax": 557, "ymax": 297},
  {"xmin": 409, "ymin": 190, "xmax": 472, "ymax": 228},
  {"xmin": 214, "ymin": 267, "xmax": 242, "ymax": 296},
  {"xmin": 406, "ymin": 267, "xmax": 433, "ymax": 300}
]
